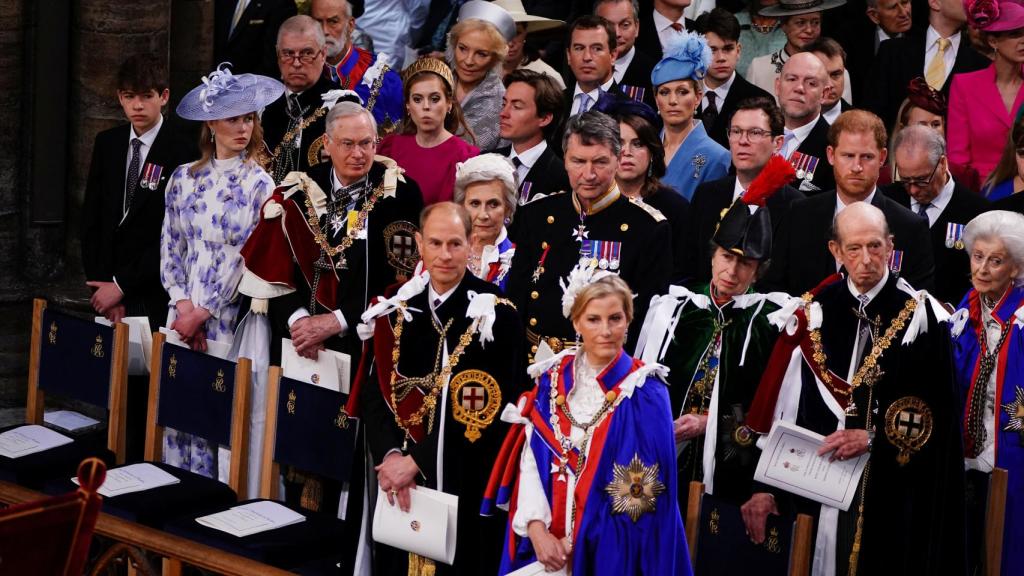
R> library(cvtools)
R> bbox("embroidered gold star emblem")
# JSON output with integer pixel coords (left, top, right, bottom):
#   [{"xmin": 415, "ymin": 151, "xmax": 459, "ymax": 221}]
[
  {"xmin": 604, "ymin": 453, "xmax": 665, "ymax": 522},
  {"xmin": 1002, "ymin": 386, "xmax": 1024, "ymax": 432}
]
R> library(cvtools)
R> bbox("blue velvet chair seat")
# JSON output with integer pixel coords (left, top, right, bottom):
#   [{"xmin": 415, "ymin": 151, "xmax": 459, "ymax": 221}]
[
  {"xmin": 43, "ymin": 461, "xmax": 236, "ymax": 528},
  {"xmin": 162, "ymin": 498, "xmax": 347, "ymax": 573},
  {"xmin": 0, "ymin": 424, "xmax": 115, "ymax": 490}
]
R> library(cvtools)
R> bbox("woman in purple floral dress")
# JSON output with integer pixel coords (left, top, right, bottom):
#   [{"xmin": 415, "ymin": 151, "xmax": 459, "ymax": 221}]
[{"xmin": 159, "ymin": 64, "xmax": 282, "ymax": 478}]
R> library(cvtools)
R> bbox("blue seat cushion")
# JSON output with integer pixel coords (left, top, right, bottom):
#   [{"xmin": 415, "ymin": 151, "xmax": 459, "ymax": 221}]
[
  {"xmin": 44, "ymin": 461, "xmax": 237, "ymax": 528},
  {"xmin": 162, "ymin": 498, "xmax": 347, "ymax": 572},
  {"xmin": 0, "ymin": 424, "xmax": 115, "ymax": 490}
]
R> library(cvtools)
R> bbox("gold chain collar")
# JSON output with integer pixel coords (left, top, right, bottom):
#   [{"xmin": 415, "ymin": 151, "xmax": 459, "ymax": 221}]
[
  {"xmin": 802, "ymin": 292, "xmax": 918, "ymax": 395},
  {"xmin": 302, "ymin": 180, "xmax": 386, "ymax": 259}
]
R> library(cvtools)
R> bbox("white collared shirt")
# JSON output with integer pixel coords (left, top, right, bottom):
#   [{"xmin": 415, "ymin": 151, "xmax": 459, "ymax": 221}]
[
  {"xmin": 653, "ymin": 8, "xmax": 687, "ymax": 51},
  {"xmin": 428, "ymin": 282, "xmax": 458, "ymax": 315},
  {"xmin": 845, "ymin": 268, "xmax": 889, "ymax": 381},
  {"xmin": 510, "ymin": 140, "xmax": 548, "ymax": 184},
  {"xmin": 924, "ymin": 26, "xmax": 962, "ymax": 86},
  {"xmin": 125, "ymin": 114, "xmax": 164, "ymax": 193},
  {"xmin": 781, "ymin": 114, "xmax": 820, "ymax": 159},
  {"xmin": 822, "ymin": 102, "xmax": 841, "ymax": 125},
  {"xmin": 703, "ymin": 71, "xmax": 735, "ymax": 112},
  {"xmin": 732, "ymin": 177, "xmax": 758, "ymax": 213},
  {"xmin": 571, "ymin": 77, "xmax": 615, "ymax": 115},
  {"xmin": 613, "ymin": 46, "xmax": 637, "ymax": 84},
  {"xmin": 910, "ymin": 172, "xmax": 955, "ymax": 227}
]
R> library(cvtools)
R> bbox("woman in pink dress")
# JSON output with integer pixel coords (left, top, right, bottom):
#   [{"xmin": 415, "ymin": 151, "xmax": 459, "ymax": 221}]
[
  {"xmin": 378, "ymin": 57, "xmax": 480, "ymax": 204},
  {"xmin": 948, "ymin": 0, "xmax": 1024, "ymax": 189}
]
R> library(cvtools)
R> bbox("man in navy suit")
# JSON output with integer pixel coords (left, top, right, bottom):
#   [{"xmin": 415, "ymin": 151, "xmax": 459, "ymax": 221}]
[
  {"xmin": 81, "ymin": 53, "xmax": 194, "ymax": 332},
  {"xmin": 595, "ymin": 0, "xmax": 659, "ymax": 110},
  {"xmin": 495, "ymin": 69, "xmax": 570, "ymax": 209},
  {"xmin": 80, "ymin": 54, "xmax": 195, "ymax": 461}
]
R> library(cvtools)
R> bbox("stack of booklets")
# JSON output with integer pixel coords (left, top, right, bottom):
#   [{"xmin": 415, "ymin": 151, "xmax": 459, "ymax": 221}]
[
  {"xmin": 72, "ymin": 463, "xmax": 180, "ymax": 497},
  {"xmin": 44, "ymin": 410, "xmax": 101, "ymax": 433},
  {"xmin": 0, "ymin": 425, "xmax": 73, "ymax": 458},
  {"xmin": 196, "ymin": 500, "xmax": 306, "ymax": 537}
]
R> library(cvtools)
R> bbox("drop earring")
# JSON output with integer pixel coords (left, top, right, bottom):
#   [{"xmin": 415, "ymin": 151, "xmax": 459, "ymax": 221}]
[{"xmin": 210, "ymin": 130, "xmax": 216, "ymax": 142}]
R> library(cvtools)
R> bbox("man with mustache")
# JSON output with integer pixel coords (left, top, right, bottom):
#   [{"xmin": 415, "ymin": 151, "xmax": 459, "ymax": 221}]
[
  {"xmin": 311, "ymin": 0, "xmax": 404, "ymax": 134},
  {"xmin": 760, "ymin": 109, "xmax": 935, "ymax": 296}
]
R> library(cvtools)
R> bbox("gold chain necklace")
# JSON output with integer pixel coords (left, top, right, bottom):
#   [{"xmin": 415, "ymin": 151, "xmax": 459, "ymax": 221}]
[
  {"xmin": 804, "ymin": 294, "xmax": 917, "ymax": 395},
  {"xmin": 269, "ymin": 107, "xmax": 328, "ymax": 166},
  {"xmin": 303, "ymin": 181, "xmax": 386, "ymax": 262},
  {"xmin": 389, "ymin": 301, "xmax": 478, "ymax": 449}
]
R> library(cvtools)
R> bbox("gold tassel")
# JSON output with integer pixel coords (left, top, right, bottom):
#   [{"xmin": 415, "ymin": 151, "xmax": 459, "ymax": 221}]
[
  {"xmin": 300, "ymin": 477, "xmax": 322, "ymax": 512},
  {"xmin": 408, "ymin": 553, "xmax": 436, "ymax": 576},
  {"xmin": 848, "ymin": 510, "xmax": 864, "ymax": 576}
]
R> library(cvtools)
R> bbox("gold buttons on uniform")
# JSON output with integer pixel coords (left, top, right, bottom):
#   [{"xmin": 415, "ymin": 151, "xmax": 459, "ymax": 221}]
[
  {"xmin": 620, "ymin": 223, "xmax": 629, "ymax": 232},
  {"xmin": 547, "ymin": 216, "xmax": 555, "ymax": 224},
  {"xmin": 531, "ymin": 345, "xmax": 538, "ymax": 353},
  {"xmin": 529, "ymin": 318, "xmax": 538, "ymax": 326},
  {"xmin": 541, "ymin": 241, "xmax": 549, "ymax": 249},
  {"xmin": 530, "ymin": 291, "xmax": 539, "ymax": 300}
]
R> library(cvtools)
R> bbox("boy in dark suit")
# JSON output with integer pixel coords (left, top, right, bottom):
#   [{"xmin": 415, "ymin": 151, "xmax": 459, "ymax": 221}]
[
  {"xmin": 80, "ymin": 54, "xmax": 194, "ymax": 460},
  {"xmin": 81, "ymin": 54, "xmax": 194, "ymax": 332}
]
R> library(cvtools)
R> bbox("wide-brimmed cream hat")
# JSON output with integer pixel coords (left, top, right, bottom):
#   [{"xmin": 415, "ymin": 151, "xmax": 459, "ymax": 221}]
[{"xmin": 492, "ymin": 0, "xmax": 564, "ymax": 34}]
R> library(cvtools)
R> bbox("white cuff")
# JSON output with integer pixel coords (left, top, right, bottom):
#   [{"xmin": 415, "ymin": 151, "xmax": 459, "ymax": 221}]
[
  {"xmin": 511, "ymin": 426, "xmax": 552, "ymax": 536},
  {"xmin": 111, "ymin": 276, "xmax": 125, "ymax": 296},
  {"xmin": 333, "ymin": 309, "xmax": 349, "ymax": 338},
  {"xmin": 287, "ymin": 308, "xmax": 311, "ymax": 328},
  {"xmin": 167, "ymin": 286, "xmax": 189, "ymax": 304}
]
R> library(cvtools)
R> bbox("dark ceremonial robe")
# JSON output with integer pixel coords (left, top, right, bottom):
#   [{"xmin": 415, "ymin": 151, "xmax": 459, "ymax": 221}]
[
  {"xmin": 262, "ymin": 75, "xmax": 335, "ymax": 182},
  {"xmin": 950, "ymin": 287, "xmax": 1024, "ymax": 576},
  {"xmin": 637, "ymin": 285, "xmax": 786, "ymax": 513},
  {"xmin": 81, "ymin": 121, "xmax": 196, "ymax": 332},
  {"xmin": 239, "ymin": 160, "xmax": 423, "ymax": 368},
  {"xmin": 884, "ymin": 180, "xmax": 990, "ymax": 305},
  {"xmin": 482, "ymin": 351, "xmax": 692, "ymax": 576},
  {"xmin": 760, "ymin": 189, "xmax": 935, "ymax": 296},
  {"xmin": 506, "ymin": 188, "xmax": 672, "ymax": 358},
  {"xmin": 747, "ymin": 274, "xmax": 965, "ymax": 576},
  {"xmin": 362, "ymin": 274, "xmax": 526, "ymax": 575},
  {"xmin": 685, "ymin": 176, "xmax": 804, "ymax": 284},
  {"xmin": 325, "ymin": 46, "xmax": 404, "ymax": 134},
  {"xmin": 213, "ymin": 0, "xmax": 297, "ymax": 76}
]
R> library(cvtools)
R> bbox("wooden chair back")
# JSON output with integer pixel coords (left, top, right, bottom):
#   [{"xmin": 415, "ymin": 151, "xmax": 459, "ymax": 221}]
[
  {"xmin": 986, "ymin": 467, "xmax": 1008, "ymax": 576},
  {"xmin": 686, "ymin": 481, "xmax": 813, "ymax": 576},
  {"xmin": 0, "ymin": 457, "xmax": 106, "ymax": 575},
  {"xmin": 142, "ymin": 331, "xmax": 252, "ymax": 498},
  {"xmin": 26, "ymin": 298, "xmax": 129, "ymax": 464}
]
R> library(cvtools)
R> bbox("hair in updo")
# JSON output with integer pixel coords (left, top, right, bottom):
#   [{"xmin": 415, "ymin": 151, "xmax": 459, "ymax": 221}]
[{"xmin": 569, "ymin": 275, "xmax": 634, "ymax": 323}]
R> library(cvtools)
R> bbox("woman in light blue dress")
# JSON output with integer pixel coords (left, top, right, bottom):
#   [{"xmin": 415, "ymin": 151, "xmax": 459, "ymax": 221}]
[
  {"xmin": 652, "ymin": 32, "xmax": 731, "ymax": 201},
  {"xmin": 159, "ymin": 64, "xmax": 282, "ymax": 478}
]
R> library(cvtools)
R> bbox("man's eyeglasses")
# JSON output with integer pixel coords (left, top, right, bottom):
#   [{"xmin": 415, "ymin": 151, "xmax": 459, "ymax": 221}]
[
  {"xmin": 278, "ymin": 48, "xmax": 322, "ymax": 64},
  {"xmin": 901, "ymin": 156, "xmax": 943, "ymax": 188},
  {"xmin": 727, "ymin": 127, "xmax": 773, "ymax": 142}
]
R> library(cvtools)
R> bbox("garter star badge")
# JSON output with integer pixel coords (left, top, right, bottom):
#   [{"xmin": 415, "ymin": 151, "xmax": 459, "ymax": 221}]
[
  {"xmin": 885, "ymin": 396, "xmax": 933, "ymax": 465},
  {"xmin": 605, "ymin": 453, "xmax": 666, "ymax": 522},
  {"xmin": 1001, "ymin": 386, "xmax": 1024, "ymax": 440}
]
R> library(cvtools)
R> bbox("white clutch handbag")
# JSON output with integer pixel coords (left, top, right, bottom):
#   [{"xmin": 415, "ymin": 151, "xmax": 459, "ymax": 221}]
[{"xmin": 372, "ymin": 486, "xmax": 459, "ymax": 565}]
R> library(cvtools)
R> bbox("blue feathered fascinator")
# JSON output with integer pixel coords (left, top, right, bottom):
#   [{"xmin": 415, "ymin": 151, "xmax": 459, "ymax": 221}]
[{"xmin": 650, "ymin": 31, "xmax": 712, "ymax": 88}]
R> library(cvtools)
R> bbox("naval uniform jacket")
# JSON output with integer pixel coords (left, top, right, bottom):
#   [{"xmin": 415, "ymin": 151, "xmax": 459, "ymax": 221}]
[{"xmin": 507, "ymin": 188, "xmax": 672, "ymax": 357}]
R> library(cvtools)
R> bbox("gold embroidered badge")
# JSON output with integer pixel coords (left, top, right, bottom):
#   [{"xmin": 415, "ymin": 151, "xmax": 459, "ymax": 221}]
[
  {"xmin": 605, "ymin": 453, "xmax": 666, "ymax": 522},
  {"xmin": 91, "ymin": 335, "xmax": 105, "ymax": 358},
  {"xmin": 885, "ymin": 396, "xmax": 933, "ymax": 465},
  {"xmin": 450, "ymin": 369, "xmax": 501, "ymax": 442}
]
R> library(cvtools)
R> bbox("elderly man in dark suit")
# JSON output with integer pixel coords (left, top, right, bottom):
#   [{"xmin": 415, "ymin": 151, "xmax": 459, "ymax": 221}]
[
  {"xmin": 687, "ymin": 96, "xmax": 804, "ymax": 283},
  {"xmin": 761, "ymin": 109, "xmax": 935, "ymax": 295},
  {"xmin": 886, "ymin": 125, "xmax": 989, "ymax": 305},
  {"xmin": 595, "ymin": 0, "xmax": 659, "ymax": 109},
  {"xmin": 776, "ymin": 52, "xmax": 835, "ymax": 194},
  {"xmin": 864, "ymin": 0, "xmax": 989, "ymax": 129},
  {"xmin": 214, "ymin": 0, "xmax": 298, "ymax": 76},
  {"xmin": 693, "ymin": 8, "xmax": 773, "ymax": 149}
]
